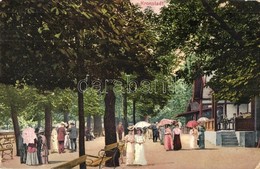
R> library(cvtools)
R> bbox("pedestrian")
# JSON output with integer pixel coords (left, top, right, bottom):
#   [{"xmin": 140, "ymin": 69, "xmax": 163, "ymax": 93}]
[
  {"xmin": 198, "ymin": 122, "xmax": 206, "ymax": 149},
  {"xmin": 177, "ymin": 119, "xmax": 182, "ymax": 128},
  {"xmin": 18, "ymin": 132, "xmax": 27, "ymax": 164},
  {"xmin": 35, "ymin": 128, "xmax": 42, "ymax": 164},
  {"xmin": 159, "ymin": 125, "xmax": 165, "ymax": 145},
  {"xmin": 57, "ymin": 122, "xmax": 66, "ymax": 153},
  {"xmin": 152, "ymin": 122, "xmax": 159, "ymax": 142},
  {"xmin": 37, "ymin": 128, "xmax": 49, "ymax": 164},
  {"xmin": 173, "ymin": 123, "xmax": 182, "ymax": 150},
  {"xmin": 189, "ymin": 126, "xmax": 198, "ymax": 149},
  {"xmin": 26, "ymin": 135, "xmax": 39, "ymax": 165},
  {"xmin": 67, "ymin": 122, "xmax": 78, "ymax": 152},
  {"xmin": 133, "ymin": 128, "xmax": 147, "ymax": 166},
  {"xmin": 124, "ymin": 126, "xmax": 135, "ymax": 166},
  {"xmin": 164, "ymin": 124, "xmax": 173, "ymax": 151},
  {"xmin": 116, "ymin": 122, "xmax": 124, "ymax": 141},
  {"xmin": 50, "ymin": 126, "xmax": 59, "ymax": 153},
  {"xmin": 64, "ymin": 122, "xmax": 70, "ymax": 150}
]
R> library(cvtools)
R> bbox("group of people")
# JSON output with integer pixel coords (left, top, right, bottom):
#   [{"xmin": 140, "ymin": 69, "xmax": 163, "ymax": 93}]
[
  {"xmin": 19, "ymin": 128, "xmax": 48, "ymax": 166},
  {"xmin": 124, "ymin": 126, "xmax": 147, "ymax": 166},
  {"xmin": 189, "ymin": 122, "xmax": 206, "ymax": 149},
  {"xmin": 163, "ymin": 123, "xmax": 182, "ymax": 151},
  {"xmin": 51, "ymin": 121, "xmax": 78, "ymax": 154},
  {"xmin": 148, "ymin": 121, "xmax": 183, "ymax": 151}
]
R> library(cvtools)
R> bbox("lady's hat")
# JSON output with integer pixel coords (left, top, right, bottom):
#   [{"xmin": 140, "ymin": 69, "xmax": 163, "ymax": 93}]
[
  {"xmin": 39, "ymin": 128, "xmax": 45, "ymax": 133},
  {"xmin": 127, "ymin": 125, "xmax": 134, "ymax": 131}
]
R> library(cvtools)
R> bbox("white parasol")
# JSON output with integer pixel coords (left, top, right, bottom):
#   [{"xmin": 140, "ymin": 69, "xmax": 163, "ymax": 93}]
[
  {"xmin": 134, "ymin": 121, "xmax": 151, "ymax": 128},
  {"xmin": 197, "ymin": 117, "xmax": 209, "ymax": 123}
]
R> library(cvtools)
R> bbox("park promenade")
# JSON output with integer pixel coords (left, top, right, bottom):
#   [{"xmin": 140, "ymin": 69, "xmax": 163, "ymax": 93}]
[{"xmin": 0, "ymin": 134, "xmax": 260, "ymax": 169}]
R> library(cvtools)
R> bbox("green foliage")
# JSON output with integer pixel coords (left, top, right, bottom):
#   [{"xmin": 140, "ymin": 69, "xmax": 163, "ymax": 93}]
[
  {"xmin": 158, "ymin": 0, "xmax": 260, "ymax": 103},
  {"xmin": 152, "ymin": 78, "xmax": 192, "ymax": 121},
  {"xmin": 84, "ymin": 88, "xmax": 104, "ymax": 116}
]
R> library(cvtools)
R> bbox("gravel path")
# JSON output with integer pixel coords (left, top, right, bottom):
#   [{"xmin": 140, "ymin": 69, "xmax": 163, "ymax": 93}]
[{"xmin": 1, "ymin": 134, "xmax": 260, "ymax": 169}]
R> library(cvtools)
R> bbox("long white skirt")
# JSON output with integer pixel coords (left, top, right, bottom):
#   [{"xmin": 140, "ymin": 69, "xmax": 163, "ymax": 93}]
[
  {"xmin": 26, "ymin": 152, "xmax": 39, "ymax": 165},
  {"xmin": 133, "ymin": 143, "xmax": 147, "ymax": 165}
]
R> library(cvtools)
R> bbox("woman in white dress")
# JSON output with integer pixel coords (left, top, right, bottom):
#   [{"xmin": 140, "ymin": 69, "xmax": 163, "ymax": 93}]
[
  {"xmin": 189, "ymin": 126, "xmax": 198, "ymax": 149},
  {"xmin": 124, "ymin": 126, "xmax": 135, "ymax": 165},
  {"xmin": 51, "ymin": 127, "xmax": 59, "ymax": 153},
  {"xmin": 133, "ymin": 128, "xmax": 147, "ymax": 166}
]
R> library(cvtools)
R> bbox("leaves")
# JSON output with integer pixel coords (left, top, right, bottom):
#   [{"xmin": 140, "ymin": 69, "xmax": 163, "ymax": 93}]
[{"xmin": 157, "ymin": 0, "xmax": 260, "ymax": 103}]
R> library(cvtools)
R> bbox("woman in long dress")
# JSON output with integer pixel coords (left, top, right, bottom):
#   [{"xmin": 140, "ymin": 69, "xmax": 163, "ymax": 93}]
[
  {"xmin": 57, "ymin": 122, "xmax": 66, "ymax": 153},
  {"xmin": 124, "ymin": 126, "xmax": 135, "ymax": 166},
  {"xmin": 198, "ymin": 122, "xmax": 206, "ymax": 149},
  {"xmin": 51, "ymin": 127, "xmax": 59, "ymax": 153},
  {"xmin": 26, "ymin": 138, "xmax": 39, "ymax": 166},
  {"xmin": 189, "ymin": 127, "xmax": 198, "ymax": 149},
  {"xmin": 164, "ymin": 125, "xmax": 173, "ymax": 151},
  {"xmin": 38, "ymin": 129, "xmax": 49, "ymax": 164},
  {"xmin": 173, "ymin": 124, "xmax": 182, "ymax": 150},
  {"xmin": 133, "ymin": 128, "xmax": 147, "ymax": 166}
]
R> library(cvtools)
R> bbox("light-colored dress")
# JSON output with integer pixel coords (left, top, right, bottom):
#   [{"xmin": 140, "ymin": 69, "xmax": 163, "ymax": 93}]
[
  {"xmin": 124, "ymin": 134, "xmax": 135, "ymax": 165},
  {"xmin": 39, "ymin": 134, "xmax": 49, "ymax": 164},
  {"xmin": 26, "ymin": 141, "xmax": 39, "ymax": 166},
  {"xmin": 133, "ymin": 135, "xmax": 147, "ymax": 165},
  {"xmin": 189, "ymin": 128, "xmax": 198, "ymax": 149},
  {"xmin": 164, "ymin": 127, "xmax": 173, "ymax": 151},
  {"xmin": 51, "ymin": 128, "xmax": 58, "ymax": 153}
]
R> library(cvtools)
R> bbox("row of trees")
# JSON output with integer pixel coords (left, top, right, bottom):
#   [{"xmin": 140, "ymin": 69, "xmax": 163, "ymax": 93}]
[
  {"xmin": 0, "ymin": 0, "xmax": 177, "ymax": 167},
  {"xmin": 1, "ymin": 0, "xmax": 259, "ymax": 167}
]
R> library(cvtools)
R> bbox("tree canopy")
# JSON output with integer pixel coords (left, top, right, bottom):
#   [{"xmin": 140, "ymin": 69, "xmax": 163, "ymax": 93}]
[{"xmin": 158, "ymin": 0, "xmax": 260, "ymax": 103}]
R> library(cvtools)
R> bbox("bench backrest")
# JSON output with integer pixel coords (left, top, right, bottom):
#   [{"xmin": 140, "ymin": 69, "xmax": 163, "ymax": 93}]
[
  {"xmin": 51, "ymin": 142, "xmax": 119, "ymax": 169},
  {"xmin": 52, "ymin": 155, "xmax": 87, "ymax": 169},
  {"xmin": 104, "ymin": 142, "xmax": 118, "ymax": 151}
]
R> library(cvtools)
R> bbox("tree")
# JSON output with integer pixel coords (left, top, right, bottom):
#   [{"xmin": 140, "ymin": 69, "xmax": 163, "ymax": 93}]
[
  {"xmin": 1, "ymin": 1, "xmax": 158, "ymax": 168},
  {"xmin": 157, "ymin": 0, "xmax": 260, "ymax": 103},
  {"xmin": 0, "ymin": 82, "xmax": 39, "ymax": 156}
]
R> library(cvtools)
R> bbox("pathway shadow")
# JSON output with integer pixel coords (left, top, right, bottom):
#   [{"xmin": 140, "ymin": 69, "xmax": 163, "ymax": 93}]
[{"xmin": 179, "ymin": 148, "xmax": 219, "ymax": 151}]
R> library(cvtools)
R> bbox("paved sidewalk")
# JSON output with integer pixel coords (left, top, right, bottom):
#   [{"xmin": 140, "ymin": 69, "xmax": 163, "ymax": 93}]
[{"xmin": 1, "ymin": 134, "xmax": 260, "ymax": 169}]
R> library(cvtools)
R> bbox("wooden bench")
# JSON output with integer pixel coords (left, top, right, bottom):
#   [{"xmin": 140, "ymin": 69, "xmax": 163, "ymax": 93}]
[
  {"xmin": 0, "ymin": 136, "xmax": 14, "ymax": 161},
  {"xmin": 52, "ymin": 142, "xmax": 120, "ymax": 169}
]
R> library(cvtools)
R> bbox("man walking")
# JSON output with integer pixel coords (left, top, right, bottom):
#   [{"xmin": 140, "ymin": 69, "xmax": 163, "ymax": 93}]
[
  {"xmin": 67, "ymin": 122, "xmax": 78, "ymax": 152},
  {"xmin": 152, "ymin": 122, "xmax": 159, "ymax": 142}
]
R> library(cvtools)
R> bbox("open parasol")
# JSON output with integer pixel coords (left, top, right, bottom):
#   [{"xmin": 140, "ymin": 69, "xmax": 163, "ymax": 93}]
[
  {"xmin": 186, "ymin": 120, "xmax": 199, "ymax": 128},
  {"xmin": 22, "ymin": 127, "xmax": 37, "ymax": 145},
  {"xmin": 197, "ymin": 117, "xmax": 209, "ymax": 123},
  {"xmin": 134, "ymin": 121, "xmax": 151, "ymax": 128},
  {"xmin": 158, "ymin": 119, "xmax": 175, "ymax": 126}
]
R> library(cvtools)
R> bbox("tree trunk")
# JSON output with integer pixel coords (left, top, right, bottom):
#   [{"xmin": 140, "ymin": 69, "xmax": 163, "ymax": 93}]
[
  {"xmin": 255, "ymin": 96, "xmax": 260, "ymax": 146},
  {"xmin": 87, "ymin": 114, "xmax": 92, "ymax": 129},
  {"xmin": 93, "ymin": 115, "xmax": 102, "ymax": 137},
  {"xmin": 123, "ymin": 91, "xmax": 128, "ymax": 134},
  {"xmin": 44, "ymin": 104, "xmax": 52, "ymax": 150},
  {"xmin": 78, "ymin": 90, "xmax": 86, "ymax": 169},
  {"xmin": 104, "ymin": 86, "xmax": 119, "ymax": 167},
  {"xmin": 10, "ymin": 105, "xmax": 20, "ymax": 156},
  {"xmin": 64, "ymin": 111, "xmax": 69, "ymax": 123}
]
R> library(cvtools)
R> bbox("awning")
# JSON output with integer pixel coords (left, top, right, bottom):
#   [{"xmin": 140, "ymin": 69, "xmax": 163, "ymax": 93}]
[{"xmin": 175, "ymin": 110, "xmax": 199, "ymax": 117}]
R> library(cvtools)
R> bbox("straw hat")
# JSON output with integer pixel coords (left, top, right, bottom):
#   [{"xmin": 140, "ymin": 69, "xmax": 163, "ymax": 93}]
[{"xmin": 127, "ymin": 125, "xmax": 134, "ymax": 131}]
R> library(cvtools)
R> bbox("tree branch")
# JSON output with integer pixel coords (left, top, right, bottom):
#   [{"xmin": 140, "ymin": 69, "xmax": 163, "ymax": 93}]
[{"xmin": 200, "ymin": 0, "xmax": 245, "ymax": 47}]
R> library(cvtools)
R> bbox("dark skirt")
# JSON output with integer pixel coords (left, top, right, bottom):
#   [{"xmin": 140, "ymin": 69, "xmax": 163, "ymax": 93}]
[{"xmin": 173, "ymin": 134, "xmax": 182, "ymax": 150}]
